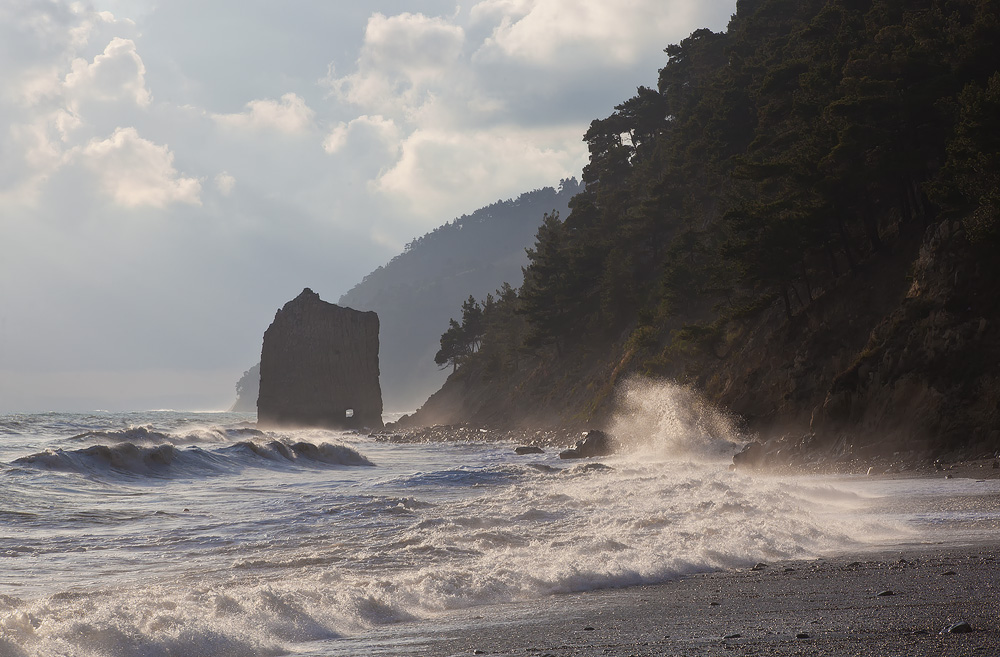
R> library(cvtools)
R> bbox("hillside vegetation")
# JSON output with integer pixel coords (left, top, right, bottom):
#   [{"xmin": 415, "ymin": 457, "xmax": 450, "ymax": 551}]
[
  {"xmin": 340, "ymin": 182, "xmax": 580, "ymax": 411},
  {"xmin": 406, "ymin": 0, "xmax": 1000, "ymax": 460}
]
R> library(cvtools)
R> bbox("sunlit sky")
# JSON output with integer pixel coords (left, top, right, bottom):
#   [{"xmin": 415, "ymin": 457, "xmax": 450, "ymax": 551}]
[{"xmin": 0, "ymin": 0, "xmax": 735, "ymax": 412}]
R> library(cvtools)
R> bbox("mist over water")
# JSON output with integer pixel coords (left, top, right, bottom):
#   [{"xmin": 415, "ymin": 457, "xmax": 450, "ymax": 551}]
[{"xmin": 0, "ymin": 395, "xmax": 995, "ymax": 656}]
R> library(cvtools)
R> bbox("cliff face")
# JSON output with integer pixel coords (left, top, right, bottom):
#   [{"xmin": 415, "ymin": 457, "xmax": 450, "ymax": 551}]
[{"xmin": 258, "ymin": 289, "xmax": 383, "ymax": 430}]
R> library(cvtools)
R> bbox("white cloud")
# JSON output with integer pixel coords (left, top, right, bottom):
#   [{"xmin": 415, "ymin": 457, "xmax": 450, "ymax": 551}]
[
  {"xmin": 213, "ymin": 93, "xmax": 316, "ymax": 134},
  {"xmin": 468, "ymin": 0, "xmax": 534, "ymax": 23},
  {"xmin": 331, "ymin": 13, "xmax": 465, "ymax": 118},
  {"xmin": 323, "ymin": 114, "xmax": 400, "ymax": 155},
  {"xmin": 78, "ymin": 127, "xmax": 202, "ymax": 208},
  {"xmin": 63, "ymin": 37, "xmax": 151, "ymax": 107},
  {"xmin": 474, "ymin": 0, "xmax": 699, "ymax": 67},
  {"xmin": 374, "ymin": 126, "xmax": 586, "ymax": 219},
  {"xmin": 215, "ymin": 171, "xmax": 236, "ymax": 195}
]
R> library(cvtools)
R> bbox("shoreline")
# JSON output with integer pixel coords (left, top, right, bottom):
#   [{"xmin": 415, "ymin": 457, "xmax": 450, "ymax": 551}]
[
  {"xmin": 375, "ymin": 423, "xmax": 1000, "ymax": 480},
  {"xmin": 320, "ymin": 541, "xmax": 1000, "ymax": 656}
]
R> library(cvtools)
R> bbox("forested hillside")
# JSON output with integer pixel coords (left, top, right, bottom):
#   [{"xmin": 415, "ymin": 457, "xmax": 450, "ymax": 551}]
[
  {"xmin": 340, "ymin": 181, "xmax": 580, "ymax": 411},
  {"xmin": 408, "ymin": 0, "xmax": 1000, "ymax": 459}
]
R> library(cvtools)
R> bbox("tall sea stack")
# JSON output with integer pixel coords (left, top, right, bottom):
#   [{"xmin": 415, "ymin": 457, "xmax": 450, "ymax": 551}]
[{"xmin": 257, "ymin": 288, "xmax": 383, "ymax": 430}]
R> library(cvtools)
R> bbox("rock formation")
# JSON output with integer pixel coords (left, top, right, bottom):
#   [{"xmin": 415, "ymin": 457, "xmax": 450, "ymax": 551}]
[
  {"xmin": 257, "ymin": 288, "xmax": 383, "ymax": 430},
  {"xmin": 559, "ymin": 430, "xmax": 614, "ymax": 459}
]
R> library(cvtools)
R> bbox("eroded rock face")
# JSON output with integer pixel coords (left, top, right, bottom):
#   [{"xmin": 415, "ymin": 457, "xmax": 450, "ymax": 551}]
[{"xmin": 257, "ymin": 288, "xmax": 383, "ymax": 430}]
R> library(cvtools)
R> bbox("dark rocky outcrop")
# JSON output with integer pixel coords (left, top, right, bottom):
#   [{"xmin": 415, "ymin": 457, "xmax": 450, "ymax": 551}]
[
  {"xmin": 559, "ymin": 430, "xmax": 614, "ymax": 459},
  {"xmin": 257, "ymin": 288, "xmax": 383, "ymax": 430}
]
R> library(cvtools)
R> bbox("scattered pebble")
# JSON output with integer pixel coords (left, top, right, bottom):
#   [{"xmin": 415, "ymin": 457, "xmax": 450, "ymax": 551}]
[
  {"xmin": 941, "ymin": 570, "xmax": 957, "ymax": 576},
  {"xmin": 943, "ymin": 622, "xmax": 973, "ymax": 634},
  {"xmin": 877, "ymin": 590, "xmax": 895, "ymax": 597},
  {"xmin": 724, "ymin": 633, "xmax": 742, "ymax": 640},
  {"xmin": 796, "ymin": 632, "xmax": 810, "ymax": 639},
  {"xmin": 583, "ymin": 626, "xmax": 595, "ymax": 631},
  {"xmin": 751, "ymin": 563, "xmax": 768, "ymax": 571},
  {"xmin": 710, "ymin": 601, "xmax": 721, "ymax": 606}
]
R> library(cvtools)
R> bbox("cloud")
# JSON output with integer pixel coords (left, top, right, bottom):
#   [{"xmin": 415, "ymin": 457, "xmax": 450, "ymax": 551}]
[
  {"xmin": 63, "ymin": 37, "xmax": 150, "ymax": 107},
  {"xmin": 78, "ymin": 127, "xmax": 202, "ymax": 207},
  {"xmin": 374, "ymin": 125, "xmax": 586, "ymax": 219},
  {"xmin": 330, "ymin": 13, "xmax": 466, "ymax": 118},
  {"xmin": 468, "ymin": 0, "xmax": 534, "ymax": 23},
  {"xmin": 323, "ymin": 114, "xmax": 400, "ymax": 155},
  {"xmin": 213, "ymin": 92, "xmax": 316, "ymax": 134},
  {"xmin": 477, "ymin": 0, "xmax": 703, "ymax": 68},
  {"xmin": 215, "ymin": 171, "xmax": 236, "ymax": 195}
]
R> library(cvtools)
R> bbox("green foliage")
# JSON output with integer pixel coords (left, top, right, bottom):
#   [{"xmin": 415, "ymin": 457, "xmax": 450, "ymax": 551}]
[
  {"xmin": 932, "ymin": 72, "xmax": 1000, "ymax": 243},
  {"xmin": 440, "ymin": 0, "xmax": 1000, "ymax": 388}
]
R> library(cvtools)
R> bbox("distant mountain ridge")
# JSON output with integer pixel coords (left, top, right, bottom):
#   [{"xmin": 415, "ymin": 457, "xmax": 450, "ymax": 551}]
[{"xmin": 339, "ymin": 179, "xmax": 581, "ymax": 411}]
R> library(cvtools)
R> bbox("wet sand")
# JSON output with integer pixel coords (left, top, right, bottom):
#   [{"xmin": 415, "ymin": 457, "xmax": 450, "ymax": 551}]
[
  {"xmin": 328, "ymin": 543, "xmax": 998, "ymax": 657},
  {"xmin": 319, "ymin": 466, "xmax": 1000, "ymax": 657}
]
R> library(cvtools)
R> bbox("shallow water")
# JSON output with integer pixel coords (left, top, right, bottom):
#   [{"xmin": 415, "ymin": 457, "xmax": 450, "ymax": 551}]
[{"xmin": 1, "ymin": 411, "xmax": 996, "ymax": 656}]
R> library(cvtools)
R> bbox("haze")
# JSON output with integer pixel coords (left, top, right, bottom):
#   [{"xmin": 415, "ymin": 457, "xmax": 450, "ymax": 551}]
[{"xmin": 0, "ymin": 0, "xmax": 734, "ymax": 412}]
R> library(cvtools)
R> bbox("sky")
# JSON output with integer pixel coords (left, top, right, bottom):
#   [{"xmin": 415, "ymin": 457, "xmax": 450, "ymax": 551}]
[{"xmin": 0, "ymin": 0, "xmax": 735, "ymax": 413}]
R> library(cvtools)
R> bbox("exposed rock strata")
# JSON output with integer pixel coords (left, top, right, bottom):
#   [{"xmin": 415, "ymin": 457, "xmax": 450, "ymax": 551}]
[{"xmin": 257, "ymin": 288, "xmax": 383, "ymax": 430}]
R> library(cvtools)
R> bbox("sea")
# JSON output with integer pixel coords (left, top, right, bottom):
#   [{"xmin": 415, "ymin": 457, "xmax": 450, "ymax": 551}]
[{"xmin": 2, "ymin": 386, "xmax": 1000, "ymax": 656}]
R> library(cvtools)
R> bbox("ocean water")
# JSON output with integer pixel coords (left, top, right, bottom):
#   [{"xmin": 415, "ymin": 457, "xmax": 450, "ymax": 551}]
[{"xmin": 2, "ymin": 397, "xmax": 999, "ymax": 656}]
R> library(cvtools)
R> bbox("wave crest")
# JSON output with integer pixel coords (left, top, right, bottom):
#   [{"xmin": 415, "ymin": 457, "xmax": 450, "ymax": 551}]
[{"xmin": 13, "ymin": 439, "xmax": 373, "ymax": 478}]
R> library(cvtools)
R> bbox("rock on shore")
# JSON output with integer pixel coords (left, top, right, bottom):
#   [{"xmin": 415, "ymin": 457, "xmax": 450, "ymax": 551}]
[{"xmin": 258, "ymin": 288, "xmax": 383, "ymax": 430}]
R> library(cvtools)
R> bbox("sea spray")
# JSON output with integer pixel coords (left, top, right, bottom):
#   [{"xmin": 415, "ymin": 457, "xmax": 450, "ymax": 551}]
[
  {"xmin": 0, "ymin": 410, "xmax": 924, "ymax": 657},
  {"xmin": 607, "ymin": 376, "xmax": 746, "ymax": 459}
]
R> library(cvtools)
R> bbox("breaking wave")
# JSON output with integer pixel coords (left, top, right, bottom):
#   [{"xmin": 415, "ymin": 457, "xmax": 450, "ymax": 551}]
[
  {"xmin": 11, "ymin": 439, "xmax": 373, "ymax": 478},
  {"xmin": 70, "ymin": 425, "xmax": 267, "ymax": 445}
]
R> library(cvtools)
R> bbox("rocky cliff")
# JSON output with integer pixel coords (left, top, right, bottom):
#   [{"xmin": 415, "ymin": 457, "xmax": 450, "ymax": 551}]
[{"xmin": 257, "ymin": 289, "xmax": 383, "ymax": 429}]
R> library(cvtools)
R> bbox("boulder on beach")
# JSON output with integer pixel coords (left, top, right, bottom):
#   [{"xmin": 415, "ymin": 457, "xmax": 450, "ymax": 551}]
[
  {"xmin": 257, "ymin": 288, "xmax": 383, "ymax": 430},
  {"xmin": 559, "ymin": 430, "xmax": 614, "ymax": 459},
  {"xmin": 515, "ymin": 445, "xmax": 545, "ymax": 455}
]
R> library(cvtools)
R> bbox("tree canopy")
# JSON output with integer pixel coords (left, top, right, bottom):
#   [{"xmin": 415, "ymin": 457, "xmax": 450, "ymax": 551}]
[{"xmin": 437, "ymin": 0, "xmax": 1000, "ymax": 388}]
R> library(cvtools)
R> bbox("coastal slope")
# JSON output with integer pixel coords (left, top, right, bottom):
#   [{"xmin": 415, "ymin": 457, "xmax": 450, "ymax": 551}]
[{"xmin": 400, "ymin": 0, "xmax": 1000, "ymax": 463}]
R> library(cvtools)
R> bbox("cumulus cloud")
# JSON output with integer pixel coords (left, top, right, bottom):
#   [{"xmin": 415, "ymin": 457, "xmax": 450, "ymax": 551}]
[
  {"xmin": 374, "ymin": 126, "xmax": 585, "ymax": 219},
  {"xmin": 213, "ymin": 93, "xmax": 316, "ymax": 134},
  {"xmin": 474, "ymin": 0, "xmax": 700, "ymax": 67},
  {"xmin": 78, "ymin": 127, "xmax": 202, "ymax": 207},
  {"xmin": 330, "ymin": 13, "xmax": 466, "ymax": 118},
  {"xmin": 468, "ymin": 0, "xmax": 534, "ymax": 22},
  {"xmin": 64, "ymin": 37, "xmax": 151, "ymax": 108},
  {"xmin": 215, "ymin": 171, "xmax": 236, "ymax": 195},
  {"xmin": 323, "ymin": 114, "xmax": 400, "ymax": 155}
]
